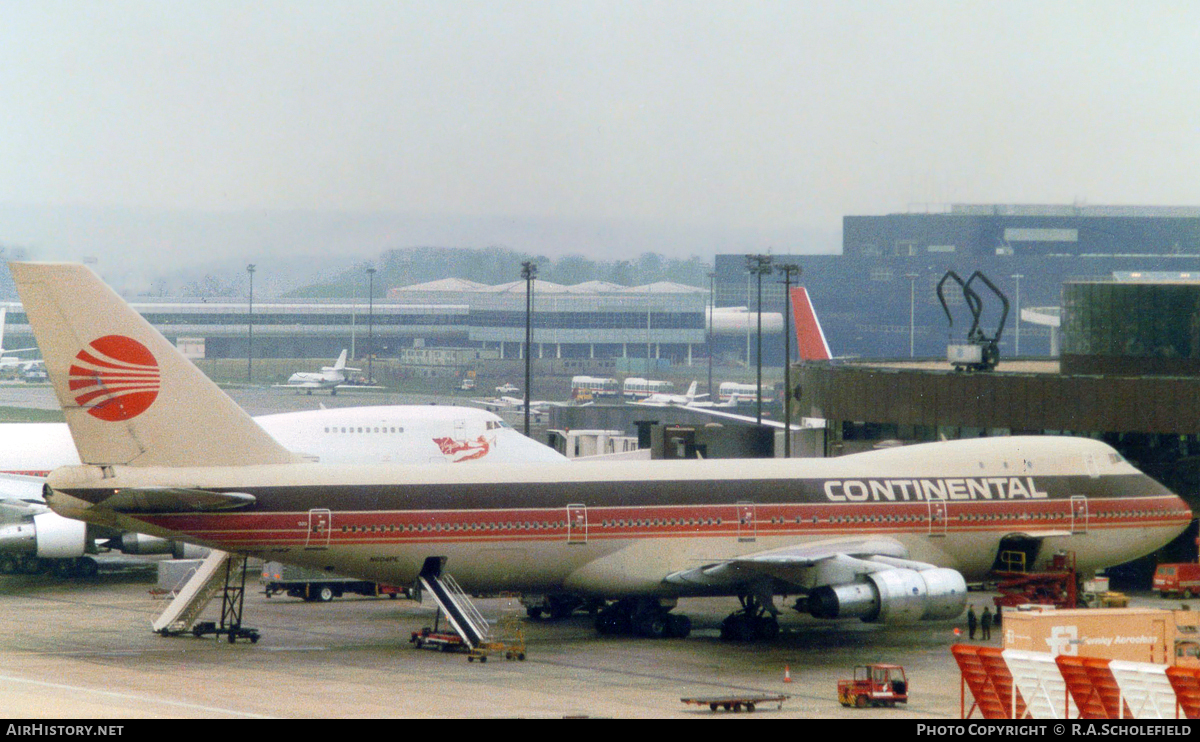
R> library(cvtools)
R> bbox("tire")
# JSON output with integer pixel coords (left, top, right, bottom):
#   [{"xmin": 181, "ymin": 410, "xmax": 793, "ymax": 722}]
[
  {"xmin": 636, "ymin": 614, "xmax": 668, "ymax": 639},
  {"xmin": 855, "ymin": 695, "xmax": 868, "ymax": 708},
  {"xmin": 76, "ymin": 557, "xmax": 98, "ymax": 578},
  {"xmin": 666, "ymin": 614, "xmax": 692, "ymax": 639},
  {"xmin": 754, "ymin": 617, "xmax": 779, "ymax": 641},
  {"xmin": 318, "ymin": 585, "xmax": 335, "ymax": 602}
]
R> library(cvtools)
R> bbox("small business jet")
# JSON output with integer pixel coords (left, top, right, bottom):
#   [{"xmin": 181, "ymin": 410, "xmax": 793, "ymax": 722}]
[
  {"xmin": 630, "ymin": 381, "xmax": 706, "ymax": 407},
  {"xmin": 278, "ymin": 350, "xmax": 359, "ymax": 395},
  {"xmin": 15, "ymin": 263, "xmax": 1194, "ymax": 643}
]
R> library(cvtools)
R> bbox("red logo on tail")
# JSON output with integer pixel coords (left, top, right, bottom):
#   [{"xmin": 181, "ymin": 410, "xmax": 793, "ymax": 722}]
[{"xmin": 69, "ymin": 336, "xmax": 160, "ymax": 421}]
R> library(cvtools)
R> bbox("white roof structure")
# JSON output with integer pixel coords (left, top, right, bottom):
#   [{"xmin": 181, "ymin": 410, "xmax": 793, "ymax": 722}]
[
  {"xmin": 481, "ymin": 279, "xmax": 572, "ymax": 294},
  {"xmin": 567, "ymin": 280, "xmax": 625, "ymax": 293},
  {"xmin": 620, "ymin": 281, "xmax": 707, "ymax": 294},
  {"xmin": 391, "ymin": 277, "xmax": 489, "ymax": 293}
]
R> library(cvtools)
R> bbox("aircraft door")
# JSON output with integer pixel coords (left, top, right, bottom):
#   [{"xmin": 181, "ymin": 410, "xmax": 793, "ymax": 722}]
[
  {"xmin": 566, "ymin": 504, "xmax": 587, "ymax": 545},
  {"xmin": 737, "ymin": 502, "xmax": 756, "ymax": 543},
  {"xmin": 927, "ymin": 500, "xmax": 948, "ymax": 537},
  {"xmin": 305, "ymin": 508, "xmax": 332, "ymax": 549},
  {"xmin": 1070, "ymin": 496, "xmax": 1089, "ymax": 534}
]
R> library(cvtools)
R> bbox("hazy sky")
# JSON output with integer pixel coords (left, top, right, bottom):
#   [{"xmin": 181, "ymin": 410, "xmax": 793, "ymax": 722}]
[{"xmin": 2, "ymin": 1, "xmax": 1199, "ymax": 278}]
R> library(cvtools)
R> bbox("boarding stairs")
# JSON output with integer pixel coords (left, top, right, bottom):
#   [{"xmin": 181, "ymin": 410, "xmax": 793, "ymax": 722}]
[
  {"xmin": 152, "ymin": 549, "xmax": 243, "ymax": 635},
  {"xmin": 418, "ymin": 557, "xmax": 490, "ymax": 649}
]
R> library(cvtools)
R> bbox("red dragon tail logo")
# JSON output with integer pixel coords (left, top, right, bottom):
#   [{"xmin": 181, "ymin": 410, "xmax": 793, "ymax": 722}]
[
  {"xmin": 432, "ymin": 435, "xmax": 492, "ymax": 463},
  {"xmin": 68, "ymin": 336, "xmax": 160, "ymax": 421}
]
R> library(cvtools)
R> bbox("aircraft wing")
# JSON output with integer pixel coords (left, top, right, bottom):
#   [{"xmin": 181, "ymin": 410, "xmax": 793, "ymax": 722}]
[
  {"xmin": 0, "ymin": 473, "xmax": 49, "ymax": 506},
  {"xmin": 89, "ymin": 488, "xmax": 256, "ymax": 514},
  {"xmin": 664, "ymin": 536, "xmax": 934, "ymax": 590},
  {"xmin": 273, "ymin": 381, "xmax": 329, "ymax": 390},
  {"xmin": 671, "ymin": 404, "xmax": 809, "ymax": 430}
]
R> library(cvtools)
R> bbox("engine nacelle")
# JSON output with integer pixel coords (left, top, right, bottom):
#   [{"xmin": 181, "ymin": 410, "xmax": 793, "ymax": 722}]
[
  {"xmin": 804, "ymin": 567, "xmax": 967, "ymax": 623},
  {"xmin": 113, "ymin": 533, "xmax": 207, "ymax": 559},
  {"xmin": 0, "ymin": 521, "xmax": 37, "ymax": 555},
  {"xmin": 116, "ymin": 533, "xmax": 174, "ymax": 555},
  {"xmin": 32, "ymin": 512, "xmax": 88, "ymax": 558}
]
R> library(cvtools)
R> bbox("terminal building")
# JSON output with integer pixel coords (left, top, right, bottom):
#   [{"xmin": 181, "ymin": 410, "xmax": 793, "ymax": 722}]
[
  {"xmin": 0, "ymin": 279, "xmax": 780, "ymax": 372},
  {"xmin": 715, "ymin": 204, "xmax": 1200, "ymax": 361}
]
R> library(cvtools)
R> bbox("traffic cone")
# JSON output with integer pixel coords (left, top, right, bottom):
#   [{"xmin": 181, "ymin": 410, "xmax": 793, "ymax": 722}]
[
  {"xmin": 953, "ymin": 627, "xmax": 962, "ymax": 637},
  {"xmin": 783, "ymin": 665, "xmax": 793, "ymax": 683}
]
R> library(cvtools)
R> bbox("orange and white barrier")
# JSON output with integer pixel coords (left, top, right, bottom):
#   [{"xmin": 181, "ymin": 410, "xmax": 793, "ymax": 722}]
[{"xmin": 952, "ymin": 643, "xmax": 1200, "ymax": 719}]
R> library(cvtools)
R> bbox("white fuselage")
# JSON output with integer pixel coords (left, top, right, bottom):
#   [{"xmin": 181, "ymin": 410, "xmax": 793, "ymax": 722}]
[
  {"xmin": 44, "ymin": 436, "xmax": 1192, "ymax": 600},
  {"xmin": 0, "ymin": 406, "xmax": 566, "ymax": 477}
]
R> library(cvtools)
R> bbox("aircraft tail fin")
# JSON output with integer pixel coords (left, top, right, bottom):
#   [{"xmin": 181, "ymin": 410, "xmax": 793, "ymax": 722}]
[
  {"xmin": 685, "ymin": 381, "xmax": 698, "ymax": 400},
  {"xmin": 333, "ymin": 349, "xmax": 348, "ymax": 371},
  {"xmin": 10, "ymin": 263, "xmax": 300, "ymax": 467},
  {"xmin": 790, "ymin": 286, "xmax": 833, "ymax": 361}
]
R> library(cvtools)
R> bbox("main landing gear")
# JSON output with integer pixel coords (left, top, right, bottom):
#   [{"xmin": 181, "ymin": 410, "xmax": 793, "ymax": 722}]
[
  {"xmin": 594, "ymin": 598, "xmax": 692, "ymax": 639},
  {"xmin": 720, "ymin": 594, "xmax": 779, "ymax": 642}
]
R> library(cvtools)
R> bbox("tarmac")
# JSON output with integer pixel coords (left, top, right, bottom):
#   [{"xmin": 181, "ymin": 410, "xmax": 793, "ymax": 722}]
[
  {"xmin": 0, "ymin": 383, "xmax": 1172, "ymax": 719},
  {"xmin": 0, "ymin": 559, "xmax": 1005, "ymax": 719}
]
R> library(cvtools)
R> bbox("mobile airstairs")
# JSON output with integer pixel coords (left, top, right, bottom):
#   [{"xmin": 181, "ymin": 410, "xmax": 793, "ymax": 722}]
[
  {"xmin": 152, "ymin": 550, "xmax": 260, "ymax": 643},
  {"xmin": 417, "ymin": 557, "xmax": 490, "ymax": 649}
]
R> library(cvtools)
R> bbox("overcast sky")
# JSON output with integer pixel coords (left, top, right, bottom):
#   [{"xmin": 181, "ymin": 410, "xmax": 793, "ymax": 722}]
[{"xmin": 2, "ymin": 1, "xmax": 1199, "ymax": 281}]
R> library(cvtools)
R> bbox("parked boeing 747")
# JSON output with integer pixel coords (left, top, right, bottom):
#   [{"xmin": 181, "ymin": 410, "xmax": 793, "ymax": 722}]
[
  {"xmin": 0, "ymin": 404, "xmax": 566, "ymax": 574},
  {"xmin": 14, "ymin": 263, "xmax": 1193, "ymax": 640}
]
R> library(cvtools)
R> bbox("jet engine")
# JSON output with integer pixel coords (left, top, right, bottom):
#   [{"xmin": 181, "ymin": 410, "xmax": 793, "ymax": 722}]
[
  {"xmin": 113, "ymin": 533, "xmax": 206, "ymax": 559},
  {"xmin": 0, "ymin": 511, "xmax": 203, "ymax": 561},
  {"xmin": 803, "ymin": 567, "xmax": 967, "ymax": 623}
]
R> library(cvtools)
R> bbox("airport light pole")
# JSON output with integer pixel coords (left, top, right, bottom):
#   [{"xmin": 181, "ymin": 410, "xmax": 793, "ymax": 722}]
[
  {"xmin": 906, "ymin": 273, "xmax": 919, "ymax": 357},
  {"xmin": 1011, "ymin": 273, "xmax": 1023, "ymax": 356},
  {"xmin": 521, "ymin": 261, "xmax": 537, "ymax": 437},
  {"xmin": 746, "ymin": 254, "xmax": 773, "ymax": 425},
  {"xmin": 246, "ymin": 264, "xmax": 255, "ymax": 383},
  {"xmin": 707, "ymin": 270, "xmax": 715, "ymax": 399},
  {"xmin": 366, "ymin": 266, "xmax": 376, "ymax": 384},
  {"xmin": 777, "ymin": 263, "xmax": 800, "ymax": 458}
]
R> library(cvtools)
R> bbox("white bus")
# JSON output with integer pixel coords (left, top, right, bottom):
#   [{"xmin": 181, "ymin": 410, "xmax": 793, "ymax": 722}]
[
  {"xmin": 718, "ymin": 381, "xmax": 774, "ymax": 404},
  {"xmin": 571, "ymin": 375, "xmax": 620, "ymax": 399},
  {"xmin": 623, "ymin": 377, "xmax": 674, "ymax": 399}
]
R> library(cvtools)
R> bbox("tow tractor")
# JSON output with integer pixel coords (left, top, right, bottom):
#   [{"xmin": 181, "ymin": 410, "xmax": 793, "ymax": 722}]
[{"xmin": 837, "ymin": 663, "xmax": 908, "ymax": 708}]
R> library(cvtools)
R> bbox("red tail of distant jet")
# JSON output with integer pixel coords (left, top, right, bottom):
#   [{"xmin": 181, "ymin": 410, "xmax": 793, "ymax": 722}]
[{"xmin": 790, "ymin": 287, "xmax": 832, "ymax": 361}]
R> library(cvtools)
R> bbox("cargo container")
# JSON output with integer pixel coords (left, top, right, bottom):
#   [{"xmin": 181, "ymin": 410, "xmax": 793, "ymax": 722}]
[{"xmin": 1002, "ymin": 606, "xmax": 1200, "ymax": 665}]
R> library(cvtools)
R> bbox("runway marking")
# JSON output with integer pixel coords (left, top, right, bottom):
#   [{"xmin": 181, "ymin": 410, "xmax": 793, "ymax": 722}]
[{"xmin": 0, "ymin": 673, "xmax": 275, "ymax": 718}]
